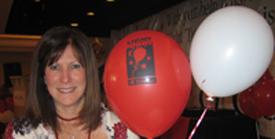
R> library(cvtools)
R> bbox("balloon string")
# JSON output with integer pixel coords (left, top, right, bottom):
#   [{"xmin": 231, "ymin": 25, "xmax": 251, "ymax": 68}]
[{"xmin": 188, "ymin": 96, "xmax": 214, "ymax": 139}]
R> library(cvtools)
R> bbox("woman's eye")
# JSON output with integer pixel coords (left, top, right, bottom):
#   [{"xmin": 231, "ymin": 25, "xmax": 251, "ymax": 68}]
[
  {"xmin": 71, "ymin": 64, "xmax": 81, "ymax": 69},
  {"xmin": 49, "ymin": 65, "xmax": 59, "ymax": 70}
]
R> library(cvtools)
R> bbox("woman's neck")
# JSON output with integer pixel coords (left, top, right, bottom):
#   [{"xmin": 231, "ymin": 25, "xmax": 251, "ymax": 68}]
[
  {"xmin": 54, "ymin": 100, "xmax": 84, "ymax": 119},
  {"xmin": 57, "ymin": 113, "xmax": 80, "ymax": 121}
]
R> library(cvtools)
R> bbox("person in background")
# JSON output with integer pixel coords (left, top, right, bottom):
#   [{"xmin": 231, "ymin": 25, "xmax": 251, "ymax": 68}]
[
  {"xmin": 5, "ymin": 26, "xmax": 139, "ymax": 139},
  {"xmin": 91, "ymin": 37, "xmax": 106, "ymax": 67},
  {"xmin": 90, "ymin": 37, "xmax": 109, "ymax": 110},
  {"xmin": 257, "ymin": 115, "xmax": 275, "ymax": 139}
]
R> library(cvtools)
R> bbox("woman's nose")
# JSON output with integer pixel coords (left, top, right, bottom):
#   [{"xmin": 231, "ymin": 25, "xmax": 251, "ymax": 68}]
[{"xmin": 60, "ymin": 69, "xmax": 71, "ymax": 83}]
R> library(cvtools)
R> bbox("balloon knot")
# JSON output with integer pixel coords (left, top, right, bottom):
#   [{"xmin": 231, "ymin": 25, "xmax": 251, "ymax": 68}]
[{"xmin": 206, "ymin": 96, "xmax": 214, "ymax": 101}]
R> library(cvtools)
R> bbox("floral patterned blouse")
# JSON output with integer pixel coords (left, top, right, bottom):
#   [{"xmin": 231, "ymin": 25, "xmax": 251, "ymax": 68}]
[{"xmin": 5, "ymin": 110, "xmax": 140, "ymax": 139}]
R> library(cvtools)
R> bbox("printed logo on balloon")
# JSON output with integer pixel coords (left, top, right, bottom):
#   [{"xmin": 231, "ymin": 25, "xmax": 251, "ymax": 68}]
[{"xmin": 126, "ymin": 37, "xmax": 156, "ymax": 85}]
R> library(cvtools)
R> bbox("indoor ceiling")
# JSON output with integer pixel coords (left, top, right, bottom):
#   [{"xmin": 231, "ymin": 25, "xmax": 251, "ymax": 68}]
[{"xmin": 3, "ymin": 0, "xmax": 186, "ymax": 37}]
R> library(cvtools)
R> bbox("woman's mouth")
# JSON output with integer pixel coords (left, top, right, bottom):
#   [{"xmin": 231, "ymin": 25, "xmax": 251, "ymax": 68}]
[{"xmin": 58, "ymin": 88, "xmax": 76, "ymax": 93}]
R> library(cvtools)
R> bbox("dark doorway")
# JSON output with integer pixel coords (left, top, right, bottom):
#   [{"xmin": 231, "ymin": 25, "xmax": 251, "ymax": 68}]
[{"xmin": 3, "ymin": 62, "xmax": 22, "ymax": 88}]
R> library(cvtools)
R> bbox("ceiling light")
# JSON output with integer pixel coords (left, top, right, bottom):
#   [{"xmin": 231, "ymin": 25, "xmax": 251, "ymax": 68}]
[
  {"xmin": 106, "ymin": 0, "xmax": 115, "ymax": 2},
  {"xmin": 34, "ymin": 0, "xmax": 40, "ymax": 2},
  {"xmin": 87, "ymin": 12, "xmax": 95, "ymax": 16},
  {"xmin": 70, "ymin": 23, "xmax": 79, "ymax": 27}
]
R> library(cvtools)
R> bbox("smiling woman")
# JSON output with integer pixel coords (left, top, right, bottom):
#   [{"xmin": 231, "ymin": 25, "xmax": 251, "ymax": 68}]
[
  {"xmin": 44, "ymin": 44, "xmax": 87, "ymax": 109},
  {"xmin": 5, "ymin": 26, "xmax": 139, "ymax": 139}
]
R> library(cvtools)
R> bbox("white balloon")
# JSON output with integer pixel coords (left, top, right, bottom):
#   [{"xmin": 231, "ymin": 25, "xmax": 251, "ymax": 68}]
[{"xmin": 190, "ymin": 6, "xmax": 274, "ymax": 97}]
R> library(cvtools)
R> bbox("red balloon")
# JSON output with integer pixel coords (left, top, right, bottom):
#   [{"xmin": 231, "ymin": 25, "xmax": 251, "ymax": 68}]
[
  {"xmin": 258, "ymin": 69, "xmax": 273, "ymax": 82},
  {"xmin": 0, "ymin": 100, "xmax": 6, "ymax": 113},
  {"xmin": 5, "ymin": 97, "xmax": 14, "ymax": 111},
  {"xmin": 253, "ymin": 79, "xmax": 275, "ymax": 116},
  {"xmin": 239, "ymin": 87, "xmax": 262, "ymax": 120},
  {"xmin": 104, "ymin": 30, "xmax": 192, "ymax": 138}
]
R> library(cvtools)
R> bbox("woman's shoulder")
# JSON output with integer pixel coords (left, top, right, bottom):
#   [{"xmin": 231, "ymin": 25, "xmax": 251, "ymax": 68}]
[
  {"xmin": 5, "ymin": 117, "xmax": 55, "ymax": 139},
  {"xmin": 5, "ymin": 117, "xmax": 32, "ymax": 138},
  {"xmin": 104, "ymin": 110, "xmax": 120, "ymax": 124},
  {"xmin": 102, "ymin": 110, "xmax": 140, "ymax": 139}
]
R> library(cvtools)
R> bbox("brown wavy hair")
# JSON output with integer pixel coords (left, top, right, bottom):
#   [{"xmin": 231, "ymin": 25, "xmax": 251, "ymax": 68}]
[{"xmin": 26, "ymin": 26, "xmax": 101, "ymax": 132}]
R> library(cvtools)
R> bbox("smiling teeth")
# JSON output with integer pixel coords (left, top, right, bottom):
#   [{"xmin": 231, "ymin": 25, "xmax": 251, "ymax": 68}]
[{"xmin": 59, "ymin": 88, "xmax": 75, "ymax": 92}]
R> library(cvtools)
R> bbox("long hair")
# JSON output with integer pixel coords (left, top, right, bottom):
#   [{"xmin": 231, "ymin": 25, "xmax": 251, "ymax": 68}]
[{"xmin": 26, "ymin": 26, "xmax": 102, "ymax": 132}]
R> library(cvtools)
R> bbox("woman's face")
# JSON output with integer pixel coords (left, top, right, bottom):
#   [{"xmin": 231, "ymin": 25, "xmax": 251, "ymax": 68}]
[{"xmin": 44, "ymin": 44, "xmax": 86, "ymax": 109}]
